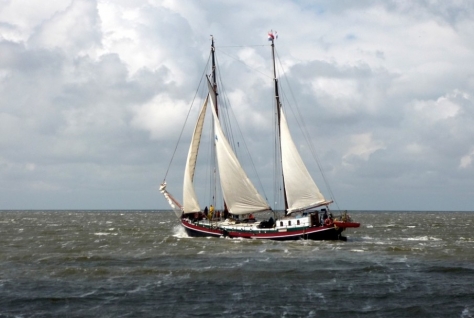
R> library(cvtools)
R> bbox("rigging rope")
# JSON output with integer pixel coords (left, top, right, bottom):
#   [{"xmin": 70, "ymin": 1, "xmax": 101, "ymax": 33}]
[
  {"xmin": 216, "ymin": 45, "xmax": 268, "ymax": 48},
  {"xmin": 274, "ymin": 49, "xmax": 341, "ymax": 211},
  {"xmin": 214, "ymin": 53, "xmax": 270, "ymax": 203},
  {"xmin": 217, "ymin": 48, "xmax": 273, "ymax": 80},
  {"xmin": 162, "ymin": 55, "xmax": 211, "ymax": 183}
]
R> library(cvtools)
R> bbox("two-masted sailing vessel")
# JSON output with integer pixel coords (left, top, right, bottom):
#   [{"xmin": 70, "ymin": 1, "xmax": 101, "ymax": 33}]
[{"xmin": 161, "ymin": 32, "xmax": 359, "ymax": 240}]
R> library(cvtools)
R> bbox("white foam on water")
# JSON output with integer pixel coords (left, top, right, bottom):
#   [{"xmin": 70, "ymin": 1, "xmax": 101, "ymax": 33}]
[
  {"xmin": 404, "ymin": 236, "xmax": 441, "ymax": 241},
  {"xmin": 461, "ymin": 307, "xmax": 471, "ymax": 318},
  {"xmin": 172, "ymin": 225, "xmax": 190, "ymax": 238},
  {"xmin": 80, "ymin": 290, "xmax": 98, "ymax": 298},
  {"xmin": 362, "ymin": 303, "xmax": 373, "ymax": 311},
  {"xmin": 127, "ymin": 285, "xmax": 147, "ymax": 294}
]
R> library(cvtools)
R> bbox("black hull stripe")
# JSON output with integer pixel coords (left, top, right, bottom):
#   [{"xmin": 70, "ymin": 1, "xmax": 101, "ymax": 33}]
[{"xmin": 181, "ymin": 220, "xmax": 344, "ymax": 240}]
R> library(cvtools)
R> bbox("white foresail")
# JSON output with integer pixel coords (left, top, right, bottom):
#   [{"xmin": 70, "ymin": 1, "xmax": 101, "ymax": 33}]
[
  {"xmin": 182, "ymin": 96, "xmax": 209, "ymax": 214},
  {"xmin": 208, "ymin": 85, "xmax": 270, "ymax": 215},
  {"xmin": 279, "ymin": 107, "xmax": 330, "ymax": 213}
]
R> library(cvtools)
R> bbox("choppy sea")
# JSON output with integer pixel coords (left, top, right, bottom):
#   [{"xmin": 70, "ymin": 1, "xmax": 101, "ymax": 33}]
[{"xmin": 0, "ymin": 210, "xmax": 473, "ymax": 317}]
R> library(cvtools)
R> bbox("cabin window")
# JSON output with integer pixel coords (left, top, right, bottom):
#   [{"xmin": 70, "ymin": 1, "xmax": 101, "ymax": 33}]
[
  {"xmin": 288, "ymin": 221, "xmax": 292, "ymax": 226},
  {"xmin": 297, "ymin": 220, "xmax": 300, "ymax": 225},
  {"xmin": 280, "ymin": 221, "xmax": 283, "ymax": 227}
]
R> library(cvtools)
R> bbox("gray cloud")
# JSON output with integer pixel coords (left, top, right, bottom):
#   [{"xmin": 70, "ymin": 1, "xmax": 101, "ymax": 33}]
[{"xmin": 0, "ymin": 0, "xmax": 473, "ymax": 210}]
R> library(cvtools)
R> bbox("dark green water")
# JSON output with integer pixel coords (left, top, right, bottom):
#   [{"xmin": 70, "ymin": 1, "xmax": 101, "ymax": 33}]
[{"xmin": 0, "ymin": 210, "xmax": 473, "ymax": 317}]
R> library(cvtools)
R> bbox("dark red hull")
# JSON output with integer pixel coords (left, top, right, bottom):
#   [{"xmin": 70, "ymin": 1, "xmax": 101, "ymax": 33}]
[{"xmin": 181, "ymin": 219, "xmax": 349, "ymax": 241}]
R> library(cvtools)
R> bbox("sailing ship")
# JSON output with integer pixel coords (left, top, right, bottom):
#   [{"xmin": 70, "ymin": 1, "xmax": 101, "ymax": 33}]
[{"xmin": 161, "ymin": 32, "xmax": 360, "ymax": 241}]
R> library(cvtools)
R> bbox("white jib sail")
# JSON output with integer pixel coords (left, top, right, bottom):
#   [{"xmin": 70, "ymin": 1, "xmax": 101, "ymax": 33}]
[
  {"xmin": 279, "ymin": 107, "xmax": 328, "ymax": 213},
  {"xmin": 208, "ymin": 90, "xmax": 270, "ymax": 215},
  {"xmin": 182, "ymin": 96, "xmax": 209, "ymax": 214}
]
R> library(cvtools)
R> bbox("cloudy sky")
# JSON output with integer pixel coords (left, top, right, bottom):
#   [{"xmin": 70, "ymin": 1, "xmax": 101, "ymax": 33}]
[{"xmin": 1, "ymin": 0, "xmax": 473, "ymax": 211}]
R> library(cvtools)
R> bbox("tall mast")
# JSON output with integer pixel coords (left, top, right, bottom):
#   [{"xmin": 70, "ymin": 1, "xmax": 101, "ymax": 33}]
[
  {"xmin": 270, "ymin": 31, "xmax": 289, "ymax": 212},
  {"xmin": 211, "ymin": 36, "xmax": 218, "ymax": 116},
  {"xmin": 210, "ymin": 36, "xmax": 222, "ymax": 210}
]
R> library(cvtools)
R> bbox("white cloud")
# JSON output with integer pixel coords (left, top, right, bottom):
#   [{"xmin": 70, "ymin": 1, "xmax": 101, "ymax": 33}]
[
  {"xmin": 97, "ymin": 1, "xmax": 198, "ymax": 83},
  {"xmin": 1, "ymin": 0, "xmax": 474, "ymax": 210},
  {"xmin": 342, "ymin": 133, "xmax": 386, "ymax": 165},
  {"xmin": 0, "ymin": 0, "xmax": 71, "ymax": 42},
  {"xmin": 460, "ymin": 150, "xmax": 474, "ymax": 169},
  {"xmin": 130, "ymin": 94, "xmax": 190, "ymax": 140},
  {"xmin": 28, "ymin": 0, "xmax": 101, "ymax": 56},
  {"xmin": 411, "ymin": 94, "xmax": 461, "ymax": 122}
]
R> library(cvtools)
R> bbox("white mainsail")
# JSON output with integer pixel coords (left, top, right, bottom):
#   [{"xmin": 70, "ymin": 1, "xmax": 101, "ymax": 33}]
[
  {"xmin": 182, "ymin": 96, "xmax": 209, "ymax": 214},
  {"xmin": 279, "ymin": 107, "xmax": 331, "ymax": 213},
  {"xmin": 208, "ymin": 82, "xmax": 270, "ymax": 215}
]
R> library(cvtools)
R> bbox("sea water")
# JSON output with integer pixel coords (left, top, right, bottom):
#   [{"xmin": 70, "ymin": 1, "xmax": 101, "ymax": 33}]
[{"xmin": 0, "ymin": 210, "xmax": 473, "ymax": 317}]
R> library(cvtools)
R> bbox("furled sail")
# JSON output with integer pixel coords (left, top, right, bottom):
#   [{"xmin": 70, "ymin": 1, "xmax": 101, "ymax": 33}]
[
  {"xmin": 182, "ymin": 96, "xmax": 209, "ymax": 214},
  {"xmin": 160, "ymin": 182, "xmax": 183, "ymax": 217},
  {"xmin": 208, "ymin": 81, "xmax": 270, "ymax": 215},
  {"xmin": 279, "ymin": 107, "xmax": 331, "ymax": 213}
]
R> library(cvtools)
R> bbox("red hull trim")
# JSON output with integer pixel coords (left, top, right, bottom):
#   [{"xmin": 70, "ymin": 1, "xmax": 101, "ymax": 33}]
[
  {"xmin": 182, "ymin": 220, "xmax": 223, "ymax": 236},
  {"xmin": 180, "ymin": 219, "xmax": 345, "ymax": 241}
]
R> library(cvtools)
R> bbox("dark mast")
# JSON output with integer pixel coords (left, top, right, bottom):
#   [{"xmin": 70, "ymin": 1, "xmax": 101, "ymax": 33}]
[
  {"xmin": 269, "ymin": 31, "xmax": 289, "ymax": 212},
  {"xmin": 210, "ymin": 36, "xmax": 226, "ymax": 212},
  {"xmin": 211, "ymin": 35, "xmax": 218, "ymax": 116}
]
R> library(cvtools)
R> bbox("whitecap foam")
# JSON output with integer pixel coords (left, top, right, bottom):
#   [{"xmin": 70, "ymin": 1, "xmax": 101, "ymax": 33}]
[
  {"xmin": 172, "ymin": 225, "xmax": 190, "ymax": 238},
  {"xmin": 405, "ymin": 236, "xmax": 442, "ymax": 241},
  {"xmin": 461, "ymin": 307, "xmax": 471, "ymax": 318},
  {"xmin": 80, "ymin": 290, "xmax": 98, "ymax": 298}
]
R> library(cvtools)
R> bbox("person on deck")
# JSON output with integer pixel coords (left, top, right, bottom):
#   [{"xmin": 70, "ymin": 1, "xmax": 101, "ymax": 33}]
[{"xmin": 209, "ymin": 205, "xmax": 214, "ymax": 220}]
